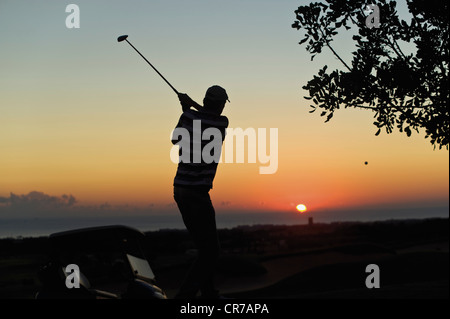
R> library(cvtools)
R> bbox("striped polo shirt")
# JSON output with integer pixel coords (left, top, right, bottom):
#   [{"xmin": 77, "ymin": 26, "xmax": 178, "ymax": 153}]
[{"xmin": 172, "ymin": 109, "xmax": 229, "ymax": 189}]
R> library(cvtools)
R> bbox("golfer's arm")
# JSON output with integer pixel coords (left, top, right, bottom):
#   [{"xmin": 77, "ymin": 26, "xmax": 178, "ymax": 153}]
[
  {"xmin": 181, "ymin": 103, "xmax": 203, "ymax": 112},
  {"xmin": 190, "ymin": 101, "xmax": 203, "ymax": 111},
  {"xmin": 179, "ymin": 93, "xmax": 203, "ymax": 112},
  {"xmin": 181, "ymin": 101, "xmax": 203, "ymax": 112}
]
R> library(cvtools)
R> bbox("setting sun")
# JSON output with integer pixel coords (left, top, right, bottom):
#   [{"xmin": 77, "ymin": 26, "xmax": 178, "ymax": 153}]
[{"xmin": 296, "ymin": 204, "xmax": 307, "ymax": 213}]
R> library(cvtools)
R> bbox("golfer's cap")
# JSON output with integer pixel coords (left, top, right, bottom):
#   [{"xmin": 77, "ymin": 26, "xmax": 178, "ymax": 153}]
[{"xmin": 205, "ymin": 85, "xmax": 230, "ymax": 102}]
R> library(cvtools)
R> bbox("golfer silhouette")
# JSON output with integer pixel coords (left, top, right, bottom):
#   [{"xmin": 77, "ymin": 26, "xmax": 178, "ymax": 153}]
[{"xmin": 171, "ymin": 86, "xmax": 229, "ymax": 299}]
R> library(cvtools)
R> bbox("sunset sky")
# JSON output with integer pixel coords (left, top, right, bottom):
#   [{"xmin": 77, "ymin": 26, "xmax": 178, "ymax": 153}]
[{"xmin": 0, "ymin": 0, "xmax": 448, "ymax": 219}]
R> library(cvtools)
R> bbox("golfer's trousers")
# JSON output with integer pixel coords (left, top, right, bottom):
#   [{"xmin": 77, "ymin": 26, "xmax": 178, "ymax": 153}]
[{"xmin": 173, "ymin": 186, "xmax": 220, "ymax": 298}]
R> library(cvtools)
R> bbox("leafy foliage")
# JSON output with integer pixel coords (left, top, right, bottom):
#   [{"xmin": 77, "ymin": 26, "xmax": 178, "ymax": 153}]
[{"xmin": 292, "ymin": 0, "xmax": 449, "ymax": 149}]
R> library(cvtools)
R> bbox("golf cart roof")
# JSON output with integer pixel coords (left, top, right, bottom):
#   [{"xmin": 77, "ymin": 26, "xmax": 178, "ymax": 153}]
[{"xmin": 49, "ymin": 225, "xmax": 145, "ymax": 249}]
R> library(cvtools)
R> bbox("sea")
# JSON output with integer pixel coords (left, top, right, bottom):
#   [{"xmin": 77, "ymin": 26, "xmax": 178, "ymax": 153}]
[{"xmin": 0, "ymin": 206, "xmax": 448, "ymax": 239}]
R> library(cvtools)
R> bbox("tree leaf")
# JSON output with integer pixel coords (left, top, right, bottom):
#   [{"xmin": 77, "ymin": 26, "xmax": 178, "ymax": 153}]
[
  {"xmin": 325, "ymin": 112, "xmax": 334, "ymax": 122},
  {"xmin": 299, "ymin": 37, "xmax": 308, "ymax": 45},
  {"xmin": 405, "ymin": 126, "xmax": 412, "ymax": 137}
]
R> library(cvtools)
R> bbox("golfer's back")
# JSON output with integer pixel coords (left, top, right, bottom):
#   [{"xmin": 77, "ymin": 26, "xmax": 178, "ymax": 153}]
[{"xmin": 172, "ymin": 109, "xmax": 229, "ymax": 189}]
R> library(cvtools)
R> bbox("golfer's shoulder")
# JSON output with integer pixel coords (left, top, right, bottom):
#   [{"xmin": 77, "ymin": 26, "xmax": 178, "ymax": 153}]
[
  {"xmin": 219, "ymin": 115, "xmax": 229, "ymax": 127},
  {"xmin": 181, "ymin": 108, "xmax": 199, "ymax": 119},
  {"xmin": 206, "ymin": 113, "xmax": 229, "ymax": 128}
]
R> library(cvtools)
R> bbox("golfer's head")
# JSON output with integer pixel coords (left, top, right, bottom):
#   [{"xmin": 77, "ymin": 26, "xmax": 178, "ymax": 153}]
[{"xmin": 203, "ymin": 85, "xmax": 229, "ymax": 114}]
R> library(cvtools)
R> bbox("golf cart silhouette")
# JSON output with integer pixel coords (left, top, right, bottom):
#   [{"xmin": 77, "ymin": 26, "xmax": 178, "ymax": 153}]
[{"xmin": 36, "ymin": 225, "xmax": 167, "ymax": 299}]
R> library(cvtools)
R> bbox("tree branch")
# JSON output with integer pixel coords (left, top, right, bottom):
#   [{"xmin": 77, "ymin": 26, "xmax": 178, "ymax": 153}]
[
  {"xmin": 384, "ymin": 37, "xmax": 407, "ymax": 60},
  {"xmin": 352, "ymin": 103, "xmax": 433, "ymax": 111},
  {"xmin": 317, "ymin": 27, "xmax": 352, "ymax": 72},
  {"xmin": 353, "ymin": 105, "xmax": 377, "ymax": 110}
]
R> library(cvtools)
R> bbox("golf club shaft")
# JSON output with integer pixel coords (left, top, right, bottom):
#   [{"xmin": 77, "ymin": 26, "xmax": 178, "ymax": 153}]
[{"xmin": 125, "ymin": 39, "xmax": 179, "ymax": 95}]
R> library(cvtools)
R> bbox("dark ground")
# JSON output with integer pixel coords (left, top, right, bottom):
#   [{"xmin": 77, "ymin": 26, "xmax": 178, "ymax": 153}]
[{"xmin": 0, "ymin": 217, "xmax": 448, "ymax": 299}]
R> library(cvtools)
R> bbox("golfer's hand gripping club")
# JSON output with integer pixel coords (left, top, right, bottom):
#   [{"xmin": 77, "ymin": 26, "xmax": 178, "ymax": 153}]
[{"xmin": 178, "ymin": 93, "xmax": 203, "ymax": 112}]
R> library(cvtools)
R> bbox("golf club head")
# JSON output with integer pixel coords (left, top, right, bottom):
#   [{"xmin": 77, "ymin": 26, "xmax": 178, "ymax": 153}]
[{"xmin": 117, "ymin": 35, "xmax": 128, "ymax": 42}]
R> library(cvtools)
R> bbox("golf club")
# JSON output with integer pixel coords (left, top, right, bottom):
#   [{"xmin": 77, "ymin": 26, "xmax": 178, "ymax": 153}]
[{"xmin": 117, "ymin": 35, "xmax": 179, "ymax": 95}]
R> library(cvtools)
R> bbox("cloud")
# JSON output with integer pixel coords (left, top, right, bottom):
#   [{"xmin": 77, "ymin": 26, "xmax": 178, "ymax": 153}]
[
  {"xmin": 6, "ymin": 191, "xmax": 77, "ymax": 209},
  {"xmin": 99, "ymin": 202, "xmax": 112, "ymax": 210},
  {"xmin": 0, "ymin": 191, "xmax": 78, "ymax": 217},
  {"xmin": 0, "ymin": 191, "xmax": 161, "ymax": 218}
]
